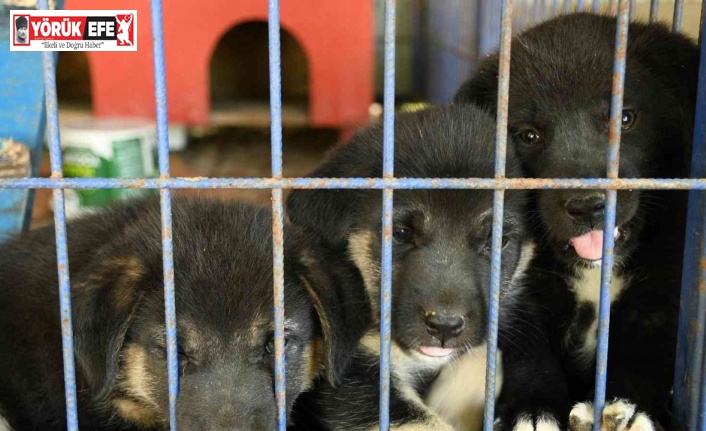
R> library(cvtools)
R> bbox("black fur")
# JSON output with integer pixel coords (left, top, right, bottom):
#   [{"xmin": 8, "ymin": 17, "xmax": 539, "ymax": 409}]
[
  {"xmin": 287, "ymin": 105, "xmax": 560, "ymax": 430},
  {"xmin": 455, "ymin": 13, "xmax": 699, "ymax": 428},
  {"xmin": 0, "ymin": 197, "xmax": 367, "ymax": 431}
]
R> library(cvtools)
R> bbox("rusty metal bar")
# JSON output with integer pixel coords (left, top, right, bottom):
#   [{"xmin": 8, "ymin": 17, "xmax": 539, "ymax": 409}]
[
  {"xmin": 149, "ymin": 0, "xmax": 178, "ymax": 428},
  {"xmin": 38, "ymin": 0, "xmax": 78, "ymax": 428},
  {"xmin": 673, "ymin": 3, "xmax": 706, "ymax": 431},
  {"xmin": 592, "ymin": 2, "xmax": 630, "ymax": 430},
  {"xmin": 267, "ymin": 0, "xmax": 287, "ymax": 429},
  {"xmin": 379, "ymin": 0, "xmax": 396, "ymax": 430},
  {"xmin": 484, "ymin": 1, "xmax": 513, "ymax": 430},
  {"xmin": 3, "ymin": 177, "xmax": 706, "ymax": 190}
]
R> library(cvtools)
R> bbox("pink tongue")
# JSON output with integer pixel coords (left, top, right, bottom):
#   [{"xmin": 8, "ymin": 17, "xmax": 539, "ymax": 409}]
[
  {"xmin": 419, "ymin": 346, "xmax": 455, "ymax": 357},
  {"xmin": 570, "ymin": 230, "xmax": 605, "ymax": 260}
]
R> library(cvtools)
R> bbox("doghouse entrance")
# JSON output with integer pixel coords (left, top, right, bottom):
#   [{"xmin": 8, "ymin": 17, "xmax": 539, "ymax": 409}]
[
  {"xmin": 56, "ymin": 51, "xmax": 93, "ymax": 124},
  {"xmin": 210, "ymin": 21, "xmax": 309, "ymax": 127}
]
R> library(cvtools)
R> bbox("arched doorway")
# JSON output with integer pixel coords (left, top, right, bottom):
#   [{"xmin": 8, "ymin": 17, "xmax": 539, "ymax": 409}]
[
  {"xmin": 56, "ymin": 51, "xmax": 92, "ymax": 112},
  {"xmin": 209, "ymin": 21, "xmax": 309, "ymax": 126}
]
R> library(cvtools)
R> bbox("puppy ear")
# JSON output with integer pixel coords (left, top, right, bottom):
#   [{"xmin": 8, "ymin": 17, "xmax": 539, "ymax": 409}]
[
  {"xmin": 286, "ymin": 138, "xmax": 381, "ymax": 249},
  {"xmin": 629, "ymin": 26, "xmax": 700, "ymax": 175},
  {"xmin": 72, "ymin": 257, "xmax": 146, "ymax": 401},
  {"xmin": 453, "ymin": 53, "xmax": 500, "ymax": 109},
  {"xmin": 297, "ymin": 245, "xmax": 370, "ymax": 386}
]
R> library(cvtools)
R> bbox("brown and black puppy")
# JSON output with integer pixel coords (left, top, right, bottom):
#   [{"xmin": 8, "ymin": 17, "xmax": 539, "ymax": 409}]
[
  {"xmin": 287, "ymin": 105, "xmax": 558, "ymax": 431},
  {"xmin": 455, "ymin": 13, "xmax": 699, "ymax": 431},
  {"xmin": 0, "ymin": 197, "xmax": 367, "ymax": 431}
]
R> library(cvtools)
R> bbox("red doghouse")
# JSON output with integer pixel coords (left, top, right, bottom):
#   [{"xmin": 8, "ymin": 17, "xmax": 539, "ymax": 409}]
[{"xmin": 64, "ymin": 0, "xmax": 374, "ymax": 131}]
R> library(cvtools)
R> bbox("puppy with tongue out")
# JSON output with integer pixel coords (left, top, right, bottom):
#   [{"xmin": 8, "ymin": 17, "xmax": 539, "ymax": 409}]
[{"xmin": 454, "ymin": 11, "xmax": 696, "ymax": 430}]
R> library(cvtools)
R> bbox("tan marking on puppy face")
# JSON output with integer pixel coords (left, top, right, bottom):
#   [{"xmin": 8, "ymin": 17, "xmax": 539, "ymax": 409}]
[
  {"xmin": 347, "ymin": 230, "xmax": 380, "ymax": 317},
  {"xmin": 111, "ymin": 257, "xmax": 145, "ymax": 310},
  {"xmin": 300, "ymin": 338, "xmax": 325, "ymax": 390},
  {"xmin": 248, "ymin": 314, "xmax": 269, "ymax": 347},
  {"xmin": 300, "ymin": 277, "xmax": 332, "ymax": 348},
  {"xmin": 112, "ymin": 398, "xmax": 162, "ymax": 429},
  {"xmin": 117, "ymin": 344, "xmax": 162, "ymax": 421}
]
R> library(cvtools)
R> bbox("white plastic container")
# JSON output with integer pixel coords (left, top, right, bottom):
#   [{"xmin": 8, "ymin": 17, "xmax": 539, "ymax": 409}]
[{"xmin": 60, "ymin": 118, "xmax": 158, "ymax": 218}]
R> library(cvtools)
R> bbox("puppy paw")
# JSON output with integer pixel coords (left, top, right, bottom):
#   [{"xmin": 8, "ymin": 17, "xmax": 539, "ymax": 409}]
[
  {"xmin": 493, "ymin": 412, "xmax": 562, "ymax": 431},
  {"xmin": 569, "ymin": 400, "xmax": 656, "ymax": 431}
]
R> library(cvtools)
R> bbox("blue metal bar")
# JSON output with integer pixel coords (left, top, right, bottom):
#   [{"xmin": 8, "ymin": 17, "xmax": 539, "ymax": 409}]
[
  {"xmin": 272, "ymin": 188, "xmax": 287, "ymax": 431},
  {"xmin": 533, "ymin": 0, "xmax": 540, "ymax": 22},
  {"xmin": 37, "ymin": 1, "xmax": 79, "ymax": 428},
  {"xmin": 552, "ymin": 0, "xmax": 559, "ymax": 17},
  {"xmin": 592, "ymin": 2, "xmax": 630, "ymax": 430},
  {"xmin": 674, "ymin": 4, "xmax": 706, "ymax": 431},
  {"xmin": 2, "ymin": 177, "xmax": 706, "ymax": 190},
  {"xmin": 630, "ymin": 0, "xmax": 636, "ymax": 21},
  {"xmin": 563, "ymin": 0, "xmax": 571, "ymax": 14},
  {"xmin": 578, "ymin": 0, "xmax": 586, "ymax": 12},
  {"xmin": 149, "ymin": 0, "xmax": 178, "ymax": 428},
  {"xmin": 269, "ymin": 0, "xmax": 283, "ymax": 180},
  {"xmin": 673, "ymin": 0, "xmax": 684, "ymax": 32},
  {"xmin": 649, "ymin": 0, "xmax": 659, "ymax": 22},
  {"xmin": 379, "ymin": 1, "xmax": 395, "ymax": 430},
  {"xmin": 484, "ymin": 1, "xmax": 513, "ymax": 430},
  {"xmin": 479, "ymin": 0, "xmax": 502, "ymax": 58},
  {"xmin": 267, "ymin": 0, "xmax": 287, "ymax": 429},
  {"xmin": 540, "ymin": 0, "xmax": 547, "ymax": 20},
  {"xmin": 592, "ymin": 0, "xmax": 600, "ymax": 13},
  {"xmin": 700, "ymin": 336, "xmax": 706, "ymax": 431}
]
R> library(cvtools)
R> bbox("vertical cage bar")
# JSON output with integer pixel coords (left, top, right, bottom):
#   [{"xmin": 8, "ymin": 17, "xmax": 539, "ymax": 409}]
[
  {"xmin": 673, "ymin": 0, "xmax": 684, "ymax": 32},
  {"xmin": 649, "ymin": 0, "xmax": 659, "ymax": 22},
  {"xmin": 630, "ymin": 0, "xmax": 637, "ymax": 21},
  {"xmin": 479, "ymin": 0, "xmax": 503, "ymax": 58},
  {"xmin": 37, "ymin": 1, "xmax": 78, "ymax": 429},
  {"xmin": 533, "ymin": 0, "xmax": 540, "ymax": 22},
  {"xmin": 552, "ymin": 0, "xmax": 559, "ymax": 18},
  {"xmin": 268, "ymin": 0, "xmax": 287, "ymax": 430},
  {"xmin": 150, "ymin": 0, "xmax": 177, "ymax": 428},
  {"xmin": 674, "ymin": 4, "xmax": 706, "ymax": 431},
  {"xmin": 564, "ymin": 0, "xmax": 572, "ymax": 14},
  {"xmin": 592, "ymin": 2, "xmax": 630, "ymax": 431},
  {"xmin": 483, "ymin": 1, "xmax": 512, "ymax": 430},
  {"xmin": 379, "ymin": 1, "xmax": 395, "ymax": 430},
  {"xmin": 540, "ymin": 0, "xmax": 547, "ymax": 20},
  {"xmin": 578, "ymin": 0, "xmax": 586, "ymax": 12},
  {"xmin": 593, "ymin": 0, "xmax": 600, "ymax": 13},
  {"xmin": 701, "ymin": 326, "xmax": 706, "ymax": 431}
]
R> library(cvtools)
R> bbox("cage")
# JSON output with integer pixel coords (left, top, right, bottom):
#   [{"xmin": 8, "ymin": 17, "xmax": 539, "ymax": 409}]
[{"xmin": 0, "ymin": 0, "xmax": 705, "ymax": 431}]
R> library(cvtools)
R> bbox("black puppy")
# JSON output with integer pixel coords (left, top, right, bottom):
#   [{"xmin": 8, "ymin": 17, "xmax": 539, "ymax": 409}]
[
  {"xmin": 455, "ymin": 13, "xmax": 699, "ymax": 431},
  {"xmin": 0, "ymin": 197, "xmax": 366, "ymax": 431},
  {"xmin": 287, "ymin": 105, "xmax": 558, "ymax": 431}
]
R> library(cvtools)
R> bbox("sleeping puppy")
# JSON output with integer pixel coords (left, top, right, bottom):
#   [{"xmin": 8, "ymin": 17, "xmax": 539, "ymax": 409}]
[
  {"xmin": 0, "ymin": 197, "xmax": 367, "ymax": 431},
  {"xmin": 287, "ymin": 104, "xmax": 557, "ymax": 431},
  {"xmin": 455, "ymin": 13, "xmax": 699, "ymax": 431}
]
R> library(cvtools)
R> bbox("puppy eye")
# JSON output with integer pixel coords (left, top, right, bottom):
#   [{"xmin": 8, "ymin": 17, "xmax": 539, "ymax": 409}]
[
  {"xmin": 621, "ymin": 109, "xmax": 637, "ymax": 130},
  {"xmin": 483, "ymin": 235, "xmax": 511, "ymax": 252},
  {"xmin": 516, "ymin": 128, "xmax": 543, "ymax": 147},
  {"xmin": 393, "ymin": 227, "xmax": 415, "ymax": 244},
  {"xmin": 265, "ymin": 336, "xmax": 290, "ymax": 355},
  {"xmin": 178, "ymin": 350, "xmax": 194, "ymax": 375}
]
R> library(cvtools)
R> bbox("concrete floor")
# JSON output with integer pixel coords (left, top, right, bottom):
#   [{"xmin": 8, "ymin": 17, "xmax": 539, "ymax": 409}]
[{"xmin": 30, "ymin": 126, "xmax": 339, "ymax": 227}]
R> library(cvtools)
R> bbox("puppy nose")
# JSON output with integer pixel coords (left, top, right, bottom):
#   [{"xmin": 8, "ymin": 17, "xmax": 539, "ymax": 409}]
[
  {"xmin": 425, "ymin": 312, "xmax": 465, "ymax": 341},
  {"xmin": 566, "ymin": 196, "xmax": 604, "ymax": 224}
]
